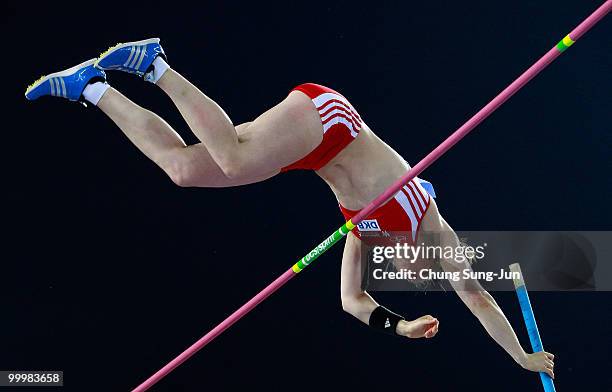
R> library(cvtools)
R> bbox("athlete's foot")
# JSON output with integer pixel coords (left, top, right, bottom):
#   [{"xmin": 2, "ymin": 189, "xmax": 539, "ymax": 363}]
[
  {"xmin": 25, "ymin": 59, "xmax": 106, "ymax": 102},
  {"xmin": 95, "ymin": 38, "xmax": 168, "ymax": 83}
]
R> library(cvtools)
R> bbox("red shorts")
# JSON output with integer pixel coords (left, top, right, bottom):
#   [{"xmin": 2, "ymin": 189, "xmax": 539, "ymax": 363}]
[
  {"xmin": 281, "ymin": 83, "xmax": 362, "ymax": 172},
  {"xmin": 339, "ymin": 178, "xmax": 436, "ymax": 245}
]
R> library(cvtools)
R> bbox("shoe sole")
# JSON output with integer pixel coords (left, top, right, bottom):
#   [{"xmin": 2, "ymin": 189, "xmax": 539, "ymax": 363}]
[
  {"xmin": 25, "ymin": 58, "xmax": 97, "ymax": 97},
  {"xmin": 94, "ymin": 38, "xmax": 161, "ymax": 69}
]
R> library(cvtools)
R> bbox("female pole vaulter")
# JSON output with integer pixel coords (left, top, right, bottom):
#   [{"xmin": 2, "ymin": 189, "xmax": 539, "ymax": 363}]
[{"xmin": 25, "ymin": 38, "xmax": 554, "ymax": 378}]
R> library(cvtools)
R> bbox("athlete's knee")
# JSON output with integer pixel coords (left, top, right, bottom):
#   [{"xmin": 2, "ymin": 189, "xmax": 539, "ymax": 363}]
[
  {"xmin": 216, "ymin": 146, "xmax": 256, "ymax": 180},
  {"xmin": 217, "ymin": 157, "xmax": 243, "ymax": 180},
  {"xmin": 164, "ymin": 155, "xmax": 197, "ymax": 187},
  {"xmin": 166, "ymin": 165, "xmax": 192, "ymax": 187}
]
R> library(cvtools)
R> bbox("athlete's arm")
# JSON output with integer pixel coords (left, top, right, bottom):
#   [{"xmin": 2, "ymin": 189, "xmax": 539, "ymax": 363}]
[
  {"xmin": 340, "ymin": 232, "xmax": 439, "ymax": 338},
  {"xmin": 434, "ymin": 214, "xmax": 555, "ymax": 377}
]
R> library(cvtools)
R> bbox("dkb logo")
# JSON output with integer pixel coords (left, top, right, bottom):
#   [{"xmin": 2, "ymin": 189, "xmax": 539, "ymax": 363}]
[{"xmin": 358, "ymin": 219, "xmax": 381, "ymax": 232}]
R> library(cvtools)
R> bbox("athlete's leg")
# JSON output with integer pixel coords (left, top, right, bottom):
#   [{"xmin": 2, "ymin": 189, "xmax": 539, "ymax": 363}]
[
  {"xmin": 95, "ymin": 39, "xmax": 323, "ymax": 178},
  {"xmin": 23, "ymin": 51, "xmax": 277, "ymax": 187},
  {"xmin": 156, "ymin": 69, "xmax": 323, "ymax": 178},
  {"xmin": 97, "ymin": 87, "xmax": 276, "ymax": 187}
]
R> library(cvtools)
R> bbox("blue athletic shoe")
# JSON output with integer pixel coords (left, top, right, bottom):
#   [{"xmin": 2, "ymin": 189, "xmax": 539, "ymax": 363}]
[
  {"xmin": 25, "ymin": 59, "xmax": 106, "ymax": 101},
  {"xmin": 95, "ymin": 38, "xmax": 165, "ymax": 80}
]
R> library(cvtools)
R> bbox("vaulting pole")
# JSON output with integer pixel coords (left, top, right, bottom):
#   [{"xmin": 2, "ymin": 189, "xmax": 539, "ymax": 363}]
[{"xmin": 510, "ymin": 263, "xmax": 556, "ymax": 392}]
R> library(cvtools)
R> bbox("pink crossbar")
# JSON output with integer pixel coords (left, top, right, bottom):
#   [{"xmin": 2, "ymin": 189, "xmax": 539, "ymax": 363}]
[{"xmin": 132, "ymin": 2, "xmax": 611, "ymax": 391}]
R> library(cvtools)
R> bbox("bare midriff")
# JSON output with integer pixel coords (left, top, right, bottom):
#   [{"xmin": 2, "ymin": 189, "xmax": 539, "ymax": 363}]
[{"xmin": 316, "ymin": 123, "xmax": 413, "ymax": 211}]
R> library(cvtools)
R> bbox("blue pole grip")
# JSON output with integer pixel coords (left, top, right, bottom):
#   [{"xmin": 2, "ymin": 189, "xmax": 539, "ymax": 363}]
[{"xmin": 515, "ymin": 285, "xmax": 556, "ymax": 392}]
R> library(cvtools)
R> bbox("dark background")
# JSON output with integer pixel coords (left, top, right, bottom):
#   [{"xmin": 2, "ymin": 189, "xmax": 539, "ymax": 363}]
[{"xmin": 2, "ymin": 1, "xmax": 611, "ymax": 391}]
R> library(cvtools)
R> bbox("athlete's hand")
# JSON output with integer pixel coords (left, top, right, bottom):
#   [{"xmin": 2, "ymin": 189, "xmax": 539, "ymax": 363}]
[
  {"xmin": 520, "ymin": 351, "xmax": 555, "ymax": 379},
  {"xmin": 396, "ymin": 315, "xmax": 439, "ymax": 339}
]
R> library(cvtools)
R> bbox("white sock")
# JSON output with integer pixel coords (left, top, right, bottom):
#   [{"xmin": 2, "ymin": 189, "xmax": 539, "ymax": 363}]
[
  {"xmin": 82, "ymin": 82, "xmax": 111, "ymax": 106},
  {"xmin": 144, "ymin": 56, "xmax": 170, "ymax": 84}
]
